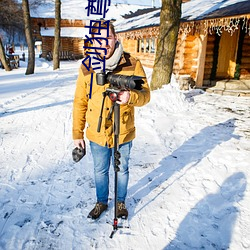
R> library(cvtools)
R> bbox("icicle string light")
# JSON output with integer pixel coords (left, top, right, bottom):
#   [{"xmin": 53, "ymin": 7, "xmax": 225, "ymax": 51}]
[
  {"xmin": 117, "ymin": 16, "xmax": 250, "ymax": 40},
  {"xmin": 117, "ymin": 26, "xmax": 160, "ymax": 40},
  {"xmin": 179, "ymin": 16, "xmax": 250, "ymax": 36}
]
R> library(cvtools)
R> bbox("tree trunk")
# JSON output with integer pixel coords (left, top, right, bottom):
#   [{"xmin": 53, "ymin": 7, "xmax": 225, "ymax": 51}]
[
  {"xmin": 22, "ymin": 0, "xmax": 35, "ymax": 75},
  {"xmin": 53, "ymin": 0, "xmax": 61, "ymax": 70},
  {"xmin": 0, "ymin": 37, "xmax": 11, "ymax": 71},
  {"xmin": 151, "ymin": 0, "xmax": 182, "ymax": 90}
]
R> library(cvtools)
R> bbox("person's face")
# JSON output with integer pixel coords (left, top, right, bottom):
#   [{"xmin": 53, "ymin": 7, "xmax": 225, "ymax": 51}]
[{"xmin": 93, "ymin": 27, "xmax": 117, "ymax": 59}]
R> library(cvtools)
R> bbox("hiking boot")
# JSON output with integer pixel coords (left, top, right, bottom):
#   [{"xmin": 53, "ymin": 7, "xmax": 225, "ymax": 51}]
[
  {"xmin": 87, "ymin": 202, "xmax": 108, "ymax": 220},
  {"xmin": 117, "ymin": 202, "xmax": 128, "ymax": 219}
]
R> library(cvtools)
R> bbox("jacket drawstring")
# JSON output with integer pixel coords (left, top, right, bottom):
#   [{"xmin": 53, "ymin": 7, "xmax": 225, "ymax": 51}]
[{"xmin": 89, "ymin": 73, "xmax": 93, "ymax": 99}]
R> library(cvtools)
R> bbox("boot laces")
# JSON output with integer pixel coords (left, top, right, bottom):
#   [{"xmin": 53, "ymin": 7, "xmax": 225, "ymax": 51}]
[
  {"xmin": 93, "ymin": 203, "xmax": 102, "ymax": 215},
  {"xmin": 118, "ymin": 202, "xmax": 126, "ymax": 210}
]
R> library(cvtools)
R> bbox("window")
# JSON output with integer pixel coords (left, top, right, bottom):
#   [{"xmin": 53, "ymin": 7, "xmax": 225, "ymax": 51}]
[{"xmin": 137, "ymin": 38, "xmax": 156, "ymax": 54}]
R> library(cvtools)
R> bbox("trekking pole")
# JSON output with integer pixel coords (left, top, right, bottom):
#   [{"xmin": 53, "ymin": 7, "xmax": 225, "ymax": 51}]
[{"xmin": 110, "ymin": 101, "xmax": 121, "ymax": 238}]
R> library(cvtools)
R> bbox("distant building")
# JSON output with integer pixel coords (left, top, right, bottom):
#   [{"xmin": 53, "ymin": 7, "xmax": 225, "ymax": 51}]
[{"xmin": 31, "ymin": 17, "xmax": 88, "ymax": 60}]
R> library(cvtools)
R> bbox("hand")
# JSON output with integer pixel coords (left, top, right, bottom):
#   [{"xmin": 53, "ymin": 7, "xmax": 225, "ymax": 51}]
[
  {"xmin": 116, "ymin": 90, "xmax": 130, "ymax": 105},
  {"xmin": 74, "ymin": 139, "xmax": 85, "ymax": 149}
]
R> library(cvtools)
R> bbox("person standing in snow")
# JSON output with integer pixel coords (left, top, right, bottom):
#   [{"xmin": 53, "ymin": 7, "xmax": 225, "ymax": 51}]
[
  {"xmin": 8, "ymin": 46, "xmax": 15, "ymax": 54},
  {"xmin": 72, "ymin": 21, "xmax": 150, "ymax": 220}
]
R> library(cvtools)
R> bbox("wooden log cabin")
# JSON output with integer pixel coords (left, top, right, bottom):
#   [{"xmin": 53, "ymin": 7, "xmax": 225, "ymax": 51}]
[
  {"xmin": 31, "ymin": 18, "xmax": 87, "ymax": 60},
  {"xmin": 115, "ymin": 0, "xmax": 250, "ymax": 90}
]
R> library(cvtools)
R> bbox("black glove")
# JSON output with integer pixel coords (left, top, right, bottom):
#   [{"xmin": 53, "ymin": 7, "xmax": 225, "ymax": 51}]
[{"xmin": 72, "ymin": 146, "xmax": 86, "ymax": 162}]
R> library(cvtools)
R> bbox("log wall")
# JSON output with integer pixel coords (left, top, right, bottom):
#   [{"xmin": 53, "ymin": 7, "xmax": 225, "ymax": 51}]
[
  {"xmin": 32, "ymin": 18, "xmax": 86, "ymax": 29},
  {"xmin": 173, "ymin": 34, "xmax": 185, "ymax": 74},
  {"xmin": 172, "ymin": 33, "xmax": 199, "ymax": 83},
  {"xmin": 178, "ymin": 35, "xmax": 198, "ymax": 80},
  {"xmin": 41, "ymin": 37, "xmax": 84, "ymax": 59}
]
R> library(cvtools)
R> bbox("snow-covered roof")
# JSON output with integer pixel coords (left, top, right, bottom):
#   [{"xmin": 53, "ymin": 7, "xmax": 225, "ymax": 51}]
[
  {"xmin": 40, "ymin": 27, "xmax": 89, "ymax": 38},
  {"xmin": 182, "ymin": 0, "xmax": 250, "ymax": 21},
  {"xmin": 114, "ymin": 8, "xmax": 160, "ymax": 33},
  {"xmin": 115, "ymin": 0, "xmax": 250, "ymax": 33},
  {"xmin": 30, "ymin": 1, "xmax": 151, "ymax": 21}
]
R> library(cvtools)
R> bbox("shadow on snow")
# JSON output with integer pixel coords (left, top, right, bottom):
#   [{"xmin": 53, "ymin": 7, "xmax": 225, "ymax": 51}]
[
  {"xmin": 0, "ymin": 100, "xmax": 73, "ymax": 117},
  {"xmin": 164, "ymin": 172, "xmax": 247, "ymax": 249},
  {"xmin": 128, "ymin": 118, "xmax": 239, "ymax": 213}
]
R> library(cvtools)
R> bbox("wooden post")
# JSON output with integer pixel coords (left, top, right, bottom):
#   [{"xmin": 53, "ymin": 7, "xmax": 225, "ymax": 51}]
[
  {"xmin": 195, "ymin": 32, "xmax": 207, "ymax": 88},
  {"xmin": 139, "ymin": 39, "xmax": 142, "ymax": 53},
  {"xmin": 144, "ymin": 38, "xmax": 147, "ymax": 54}
]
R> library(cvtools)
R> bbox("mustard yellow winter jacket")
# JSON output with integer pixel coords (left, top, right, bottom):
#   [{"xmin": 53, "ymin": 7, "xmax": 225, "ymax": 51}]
[{"xmin": 72, "ymin": 52, "xmax": 150, "ymax": 148}]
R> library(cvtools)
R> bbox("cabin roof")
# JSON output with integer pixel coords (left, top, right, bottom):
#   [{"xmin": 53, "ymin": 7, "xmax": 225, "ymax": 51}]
[
  {"xmin": 40, "ymin": 27, "xmax": 89, "ymax": 38},
  {"xmin": 30, "ymin": 1, "xmax": 151, "ymax": 21},
  {"xmin": 182, "ymin": 0, "xmax": 250, "ymax": 21},
  {"xmin": 115, "ymin": 0, "xmax": 250, "ymax": 33}
]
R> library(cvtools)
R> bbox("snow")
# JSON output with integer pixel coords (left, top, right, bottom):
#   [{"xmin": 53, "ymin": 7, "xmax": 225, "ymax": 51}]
[
  {"xmin": 0, "ymin": 48, "xmax": 250, "ymax": 249},
  {"xmin": 115, "ymin": 8, "xmax": 160, "ymax": 32},
  {"xmin": 40, "ymin": 27, "xmax": 89, "ymax": 38},
  {"xmin": 182, "ymin": 0, "xmax": 249, "ymax": 21},
  {"xmin": 30, "ymin": 1, "xmax": 154, "ymax": 20},
  {"xmin": 115, "ymin": 0, "xmax": 250, "ymax": 32}
]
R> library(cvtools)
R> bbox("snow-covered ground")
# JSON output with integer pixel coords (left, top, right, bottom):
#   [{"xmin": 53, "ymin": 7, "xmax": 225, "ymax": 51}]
[{"xmin": 0, "ymin": 49, "xmax": 250, "ymax": 250}]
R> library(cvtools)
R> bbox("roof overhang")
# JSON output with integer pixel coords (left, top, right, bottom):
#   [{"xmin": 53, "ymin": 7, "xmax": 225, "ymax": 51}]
[{"xmin": 40, "ymin": 27, "xmax": 89, "ymax": 38}]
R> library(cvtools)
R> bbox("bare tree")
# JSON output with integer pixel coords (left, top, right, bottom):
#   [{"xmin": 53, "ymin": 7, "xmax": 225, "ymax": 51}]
[
  {"xmin": 22, "ymin": 0, "xmax": 35, "ymax": 75},
  {"xmin": 0, "ymin": 37, "xmax": 11, "ymax": 71},
  {"xmin": 151, "ymin": 0, "xmax": 182, "ymax": 90},
  {"xmin": 0, "ymin": 0, "xmax": 24, "ymax": 34},
  {"xmin": 0, "ymin": 0, "xmax": 23, "ymax": 71},
  {"xmin": 53, "ymin": 0, "xmax": 61, "ymax": 70},
  {"xmin": 29, "ymin": 0, "xmax": 47, "ymax": 8}
]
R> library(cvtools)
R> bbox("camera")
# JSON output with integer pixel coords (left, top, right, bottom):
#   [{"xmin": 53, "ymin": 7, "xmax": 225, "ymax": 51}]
[{"xmin": 96, "ymin": 71, "xmax": 144, "ymax": 90}]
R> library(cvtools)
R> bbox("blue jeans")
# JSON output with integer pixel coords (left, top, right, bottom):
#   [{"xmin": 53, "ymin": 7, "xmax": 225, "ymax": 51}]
[{"xmin": 90, "ymin": 141, "xmax": 132, "ymax": 205}]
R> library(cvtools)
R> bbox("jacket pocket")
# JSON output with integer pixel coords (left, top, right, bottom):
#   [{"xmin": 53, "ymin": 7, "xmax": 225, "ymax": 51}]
[{"xmin": 120, "ymin": 106, "xmax": 135, "ymax": 134}]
